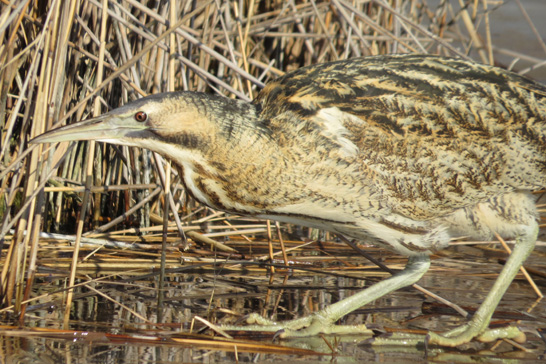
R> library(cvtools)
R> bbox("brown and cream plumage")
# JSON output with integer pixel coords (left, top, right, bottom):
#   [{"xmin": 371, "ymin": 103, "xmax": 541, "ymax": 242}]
[{"xmin": 32, "ymin": 54, "xmax": 546, "ymax": 346}]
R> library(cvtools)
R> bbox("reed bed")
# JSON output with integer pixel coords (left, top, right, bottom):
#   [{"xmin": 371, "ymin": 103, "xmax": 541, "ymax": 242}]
[{"xmin": 1, "ymin": 0, "xmax": 546, "ymax": 359}]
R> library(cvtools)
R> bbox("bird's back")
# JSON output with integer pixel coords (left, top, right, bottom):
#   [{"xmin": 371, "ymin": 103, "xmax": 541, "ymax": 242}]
[{"xmin": 253, "ymin": 55, "xmax": 546, "ymax": 220}]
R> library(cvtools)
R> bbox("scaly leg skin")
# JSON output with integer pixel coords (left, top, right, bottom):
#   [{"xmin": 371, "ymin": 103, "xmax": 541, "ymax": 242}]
[
  {"xmin": 222, "ymin": 255, "xmax": 431, "ymax": 336},
  {"xmin": 427, "ymin": 223, "xmax": 537, "ymax": 346},
  {"xmin": 373, "ymin": 223, "xmax": 538, "ymax": 347}
]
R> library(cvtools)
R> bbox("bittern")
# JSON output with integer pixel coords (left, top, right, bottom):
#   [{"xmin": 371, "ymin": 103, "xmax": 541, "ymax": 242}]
[{"xmin": 32, "ymin": 54, "xmax": 546, "ymax": 346}]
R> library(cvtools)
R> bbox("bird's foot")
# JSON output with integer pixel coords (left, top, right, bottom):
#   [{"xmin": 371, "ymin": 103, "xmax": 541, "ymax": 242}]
[
  {"xmin": 222, "ymin": 255, "xmax": 429, "ymax": 338},
  {"xmin": 371, "ymin": 324, "xmax": 526, "ymax": 347},
  {"xmin": 222, "ymin": 312, "xmax": 372, "ymax": 337},
  {"xmin": 427, "ymin": 324, "xmax": 526, "ymax": 346}
]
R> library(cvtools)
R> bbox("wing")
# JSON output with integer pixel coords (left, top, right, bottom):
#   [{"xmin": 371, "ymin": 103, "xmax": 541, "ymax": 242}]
[{"xmin": 253, "ymin": 55, "xmax": 546, "ymax": 219}]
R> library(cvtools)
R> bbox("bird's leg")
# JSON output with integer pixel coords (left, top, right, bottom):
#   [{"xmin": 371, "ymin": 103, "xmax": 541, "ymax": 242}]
[
  {"xmin": 375, "ymin": 222, "xmax": 538, "ymax": 347},
  {"xmin": 426, "ymin": 223, "xmax": 537, "ymax": 346},
  {"xmin": 222, "ymin": 254, "xmax": 431, "ymax": 337}
]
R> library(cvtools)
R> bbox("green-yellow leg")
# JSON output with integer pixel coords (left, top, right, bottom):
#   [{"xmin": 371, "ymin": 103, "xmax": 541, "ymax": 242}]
[
  {"xmin": 374, "ymin": 223, "xmax": 537, "ymax": 347},
  {"xmin": 425, "ymin": 224, "xmax": 537, "ymax": 346},
  {"xmin": 222, "ymin": 255, "xmax": 431, "ymax": 336}
]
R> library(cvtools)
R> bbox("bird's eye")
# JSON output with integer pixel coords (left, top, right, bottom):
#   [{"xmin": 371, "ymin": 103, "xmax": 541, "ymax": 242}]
[{"xmin": 134, "ymin": 111, "xmax": 147, "ymax": 122}]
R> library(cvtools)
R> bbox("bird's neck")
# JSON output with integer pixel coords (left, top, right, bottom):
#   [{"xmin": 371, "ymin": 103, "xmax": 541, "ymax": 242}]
[{"xmin": 166, "ymin": 97, "xmax": 293, "ymax": 215}]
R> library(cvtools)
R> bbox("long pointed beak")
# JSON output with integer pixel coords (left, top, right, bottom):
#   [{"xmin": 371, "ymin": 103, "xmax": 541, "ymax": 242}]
[{"xmin": 30, "ymin": 114, "xmax": 149, "ymax": 144}]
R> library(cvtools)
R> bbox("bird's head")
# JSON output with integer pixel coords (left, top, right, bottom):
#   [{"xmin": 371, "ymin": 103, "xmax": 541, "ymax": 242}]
[
  {"xmin": 31, "ymin": 92, "xmax": 272, "ymax": 210},
  {"xmin": 30, "ymin": 92, "xmax": 226, "ymax": 154}
]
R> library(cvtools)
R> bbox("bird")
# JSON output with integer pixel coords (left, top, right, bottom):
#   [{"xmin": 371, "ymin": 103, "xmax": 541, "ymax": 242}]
[{"xmin": 31, "ymin": 54, "xmax": 546, "ymax": 346}]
